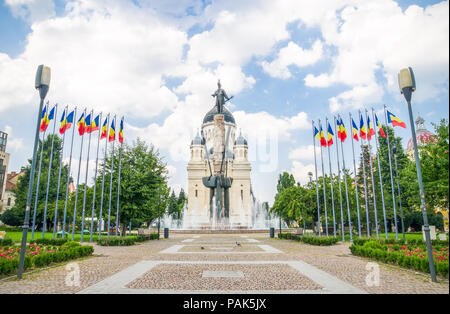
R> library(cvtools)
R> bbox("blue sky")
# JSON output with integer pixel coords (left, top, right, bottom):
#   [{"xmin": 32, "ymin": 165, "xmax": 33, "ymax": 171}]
[{"xmin": 0, "ymin": 0, "xmax": 448, "ymax": 204}]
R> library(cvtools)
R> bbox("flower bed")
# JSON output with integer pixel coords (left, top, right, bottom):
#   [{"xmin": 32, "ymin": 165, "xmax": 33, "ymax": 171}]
[
  {"xmin": 278, "ymin": 232, "xmax": 340, "ymax": 246},
  {"xmin": 0, "ymin": 241, "xmax": 94, "ymax": 276},
  {"xmin": 350, "ymin": 240, "xmax": 449, "ymax": 277}
]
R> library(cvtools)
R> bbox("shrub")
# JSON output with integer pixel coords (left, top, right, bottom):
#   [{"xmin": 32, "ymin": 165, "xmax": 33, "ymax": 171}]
[
  {"xmin": 136, "ymin": 233, "xmax": 159, "ymax": 242},
  {"xmin": 0, "ymin": 237, "xmax": 14, "ymax": 246},
  {"xmin": 97, "ymin": 236, "xmax": 136, "ymax": 246},
  {"xmin": 32, "ymin": 238, "xmax": 68, "ymax": 246},
  {"xmin": 61, "ymin": 241, "xmax": 81, "ymax": 250}
]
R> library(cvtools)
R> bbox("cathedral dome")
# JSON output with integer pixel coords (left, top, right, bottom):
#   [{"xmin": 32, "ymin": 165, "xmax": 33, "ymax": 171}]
[
  {"xmin": 202, "ymin": 105, "xmax": 235, "ymax": 124},
  {"xmin": 191, "ymin": 131, "xmax": 204, "ymax": 145},
  {"xmin": 406, "ymin": 114, "xmax": 437, "ymax": 152},
  {"xmin": 234, "ymin": 132, "xmax": 247, "ymax": 145}
]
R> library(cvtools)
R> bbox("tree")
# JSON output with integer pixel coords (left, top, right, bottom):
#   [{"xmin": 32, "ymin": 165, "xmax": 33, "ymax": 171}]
[{"xmin": 0, "ymin": 135, "xmax": 70, "ymax": 228}]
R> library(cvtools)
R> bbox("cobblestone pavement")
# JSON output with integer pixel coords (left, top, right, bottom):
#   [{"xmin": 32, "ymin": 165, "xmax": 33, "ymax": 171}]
[{"xmin": 0, "ymin": 233, "xmax": 448, "ymax": 294}]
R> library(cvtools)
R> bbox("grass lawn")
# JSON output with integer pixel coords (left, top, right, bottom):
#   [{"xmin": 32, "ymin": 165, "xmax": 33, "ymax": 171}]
[
  {"xmin": 3, "ymin": 231, "xmax": 102, "ymax": 244},
  {"xmin": 344, "ymin": 232, "xmax": 441, "ymax": 241}
]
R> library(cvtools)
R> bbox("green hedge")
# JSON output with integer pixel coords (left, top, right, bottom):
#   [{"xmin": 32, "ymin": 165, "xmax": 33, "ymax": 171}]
[
  {"xmin": 0, "ymin": 237, "xmax": 14, "ymax": 246},
  {"xmin": 31, "ymin": 238, "xmax": 68, "ymax": 246},
  {"xmin": 136, "ymin": 233, "xmax": 159, "ymax": 242},
  {"xmin": 278, "ymin": 232, "xmax": 340, "ymax": 246},
  {"xmin": 97, "ymin": 236, "xmax": 136, "ymax": 246},
  {"xmin": 0, "ymin": 245, "xmax": 94, "ymax": 276}
]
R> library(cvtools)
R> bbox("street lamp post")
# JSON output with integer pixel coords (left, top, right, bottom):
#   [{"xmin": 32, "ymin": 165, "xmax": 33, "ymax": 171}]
[
  {"xmin": 398, "ymin": 67, "xmax": 437, "ymax": 282},
  {"xmin": 17, "ymin": 65, "xmax": 51, "ymax": 278}
]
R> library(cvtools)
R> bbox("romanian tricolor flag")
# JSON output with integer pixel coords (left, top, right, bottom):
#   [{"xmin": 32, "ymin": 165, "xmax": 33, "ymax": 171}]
[
  {"xmin": 359, "ymin": 115, "xmax": 366, "ymax": 140},
  {"xmin": 77, "ymin": 112, "xmax": 86, "ymax": 136},
  {"xmin": 387, "ymin": 110, "xmax": 407, "ymax": 128},
  {"xmin": 40, "ymin": 105, "xmax": 55, "ymax": 132},
  {"xmin": 314, "ymin": 126, "xmax": 321, "ymax": 143},
  {"xmin": 367, "ymin": 116, "xmax": 375, "ymax": 141},
  {"xmin": 375, "ymin": 114, "xmax": 386, "ymax": 138},
  {"xmin": 319, "ymin": 125, "xmax": 327, "ymax": 147},
  {"xmin": 59, "ymin": 109, "xmax": 67, "ymax": 135},
  {"xmin": 351, "ymin": 118, "xmax": 359, "ymax": 141},
  {"xmin": 327, "ymin": 122, "xmax": 334, "ymax": 146},
  {"xmin": 100, "ymin": 117, "xmax": 108, "ymax": 139},
  {"xmin": 91, "ymin": 115, "xmax": 100, "ymax": 133},
  {"xmin": 40, "ymin": 104, "xmax": 48, "ymax": 132},
  {"xmin": 65, "ymin": 110, "xmax": 74, "ymax": 133},
  {"xmin": 118, "ymin": 118, "xmax": 124, "ymax": 144},
  {"xmin": 84, "ymin": 113, "xmax": 92, "ymax": 134},
  {"xmin": 109, "ymin": 118, "xmax": 116, "ymax": 142},
  {"xmin": 338, "ymin": 117, "xmax": 347, "ymax": 142}
]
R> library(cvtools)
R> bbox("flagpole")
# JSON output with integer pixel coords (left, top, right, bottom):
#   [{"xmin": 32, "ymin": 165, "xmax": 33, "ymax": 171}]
[
  {"xmin": 338, "ymin": 115, "xmax": 353, "ymax": 241},
  {"xmin": 98, "ymin": 114, "xmax": 110, "ymax": 239},
  {"xmin": 80, "ymin": 110, "xmax": 93, "ymax": 242},
  {"xmin": 42, "ymin": 104, "xmax": 58, "ymax": 238},
  {"xmin": 365, "ymin": 109, "xmax": 379, "ymax": 239},
  {"xmin": 62, "ymin": 108, "xmax": 77, "ymax": 237},
  {"xmin": 312, "ymin": 121, "xmax": 322, "ymax": 236},
  {"xmin": 107, "ymin": 115, "xmax": 116, "ymax": 238},
  {"xmin": 383, "ymin": 105, "xmax": 399, "ymax": 240},
  {"xmin": 31, "ymin": 115, "xmax": 48, "ymax": 241},
  {"xmin": 90, "ymin": 112, "xmax": 102, "ymax": 242},
  {"xmin": 349, "ymin": 113, "xmax": 362, "ymax": 237},
  {"xmin": 318, "ymin": 119, "xmax": 328, "ymax": 236},
  {"xmin": 71, "ymin": 108, "xmax": 86, "ymax": 240},
  {"xmin": 393, "ymin": 145, "xmax": 406, "ymax": 241},
  {"xmin": 115, "ymin": 117, "xmax": 124, "ymax": 237},
  {"xmin": 371, "ymin": 108, "xmax": 388, "ymax": 239},
  {"xmin": 325, "ymin": 117, "xmax": 337, "ymax": 238},
  {"xmin": 52, "ymin": 106, "xmax": 68, "ymax": 238},
  {"xmin": 359, "ymin": 110, "xmax": 371, "ymax": 237},
  {"xmin": 333, "ymin": 116, "xmax": 345, "ymax": 241}
]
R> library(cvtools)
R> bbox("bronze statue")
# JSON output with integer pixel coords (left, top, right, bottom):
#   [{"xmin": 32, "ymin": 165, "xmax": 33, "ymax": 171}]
[{"xmin": 211, "ymin": 80, "xmax": 232, "ymax": 113}]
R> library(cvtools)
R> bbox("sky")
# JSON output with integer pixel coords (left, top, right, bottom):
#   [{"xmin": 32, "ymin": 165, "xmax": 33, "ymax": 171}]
[{"xmin": 0, "ymin": 0, "xmax": 448, "ymax": 205}]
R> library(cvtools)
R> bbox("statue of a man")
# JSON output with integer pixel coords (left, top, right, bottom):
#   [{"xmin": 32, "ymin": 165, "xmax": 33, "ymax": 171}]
[{"xmin": 212, "ymin": 80, "xmax": 232, "ymax": 113}]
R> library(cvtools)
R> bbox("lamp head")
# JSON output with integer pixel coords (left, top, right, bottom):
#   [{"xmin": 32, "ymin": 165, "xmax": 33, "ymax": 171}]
[
  {"xmin": 308, "ymin": 171, "xmax": 313, "ymax": 178},
  {"xmin": 35, "ymin": 65, "xmax": 51, "ymax": 88},
  {"xmin": 398, "ymin": 67, "xmax": 416, "ymax": 92}
]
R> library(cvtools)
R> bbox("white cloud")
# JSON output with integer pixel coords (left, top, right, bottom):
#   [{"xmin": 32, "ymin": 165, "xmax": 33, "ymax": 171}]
[
  {"xmin": 290, "ymin": 160, "xmax": 315, "ymax": 185},
  {"xmin": 3, "ymin": 125, "xmax": 25, "ymax": 153},
  {"xmin": 288, "ymin": 145, "xmax": 314, "ymax": 162},
  {"xmin": 304, "ymin": 0, "xmax": 449, "ymax": 110},
  {"xmin": 261, "ymin": 40, "xmax": 323, "ymax": 79},
  {"xmin": 5, "ymin": 0, "xmax": 55, "ymax": 23}
]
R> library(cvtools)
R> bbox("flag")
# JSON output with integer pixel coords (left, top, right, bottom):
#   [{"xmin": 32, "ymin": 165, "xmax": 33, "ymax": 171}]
[
  {"xmin": 59, "ymin": 110, "xmax": 66, "ymax": 135},
  {"xmin": 387, "ymin": 110, "xmax": 407, "ymax": 128},
  {"xmin": 64, "ymin": 110, "xmax": 74, "ymax": 133},
  {"xmin": 352, "ymin": 118, "xmax": 359, "ymax": 141},
  {"xmin": 109, "ymin": 119, "xmax": 116, "ymax": 142},
  {"xmin": 359, "ymin": 115, "xmax": 367, "ymax": 140},
  {"xmin": 327, "ymin": 122, "xmax": 334, "ymax": 146},
  {"xmin": 118, "ymin": 118, "xmax": 124, "ymax": 144},
  {"xmin": 100, "ymin": 117, "xmax": 108, "ymax": 139},
  {"xmin": 77, "ymin": 112, "xmax": 86, "ymax": 136},
  {"xmin": 319, "ymin": 125, "xmax": 327, "ymax": 147},
  {"xmin": 339, "ymin": 117, "xmax": 347, "ymax": 142},
  {"xmin": 336, "ymin": 119, "xmax": 342, "ymax": 140},
  {"xmin": 40, "ymin": 104, "xmax": 48, "ymax": 132},
  {"xmin": 375, "ymin": 114, "xmax": 386, "ymax": 138},
  {"xmin": 91, "ymin": 115, "xmax": 100, "ymax": 133},
  {"xmin": 84, "ymin": 113, "xmax": 92, "ymax": 133},
  {"xmin": 367, "ymin": 116, "xmax": 375, "ymax": 141}
]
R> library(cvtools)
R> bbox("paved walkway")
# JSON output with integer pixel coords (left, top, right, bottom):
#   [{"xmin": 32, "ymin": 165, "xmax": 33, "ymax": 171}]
[{"xmin": 0, "ymin": 233, "xmax": 448, "ymax": 294}]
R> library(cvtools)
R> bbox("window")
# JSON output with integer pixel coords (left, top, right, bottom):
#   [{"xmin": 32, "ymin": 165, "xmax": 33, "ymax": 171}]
[
  {"xmin": 195, "ymin": 190, "xmax": 198, "ymax": 197},
  {"xmin": 7, "ymin": 198, "xmax": 11, "ymax": 206}
]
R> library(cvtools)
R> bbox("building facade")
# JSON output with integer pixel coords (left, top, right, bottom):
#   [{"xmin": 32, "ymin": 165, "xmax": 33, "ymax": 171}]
[{"xmin": 0, "ymin": 131, "xmax": 10, "ymax": 210}]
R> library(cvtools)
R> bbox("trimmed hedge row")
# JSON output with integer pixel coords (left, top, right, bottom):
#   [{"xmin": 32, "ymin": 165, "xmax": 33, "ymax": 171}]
[
  {"xmin": 350, "ymin": 244, "xmax": 449, "ymax": 277},
  {"xmin": 97, "ymin": 233, "xmax": 159, "ymax": 246},
  {"xmin": 352, "ymin": 237, "xmax": 449, "ymax": 248},
  {"xmin": 278, "ymin": 232, "xmax": 340, "ymax": 246},
  {"xmin": 31, "ymin": 238, "xmax": 68, "ymax": 246},
  {"xmin": 0, "ymin": 245, "xmax": 94, "ymax": 276}
]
